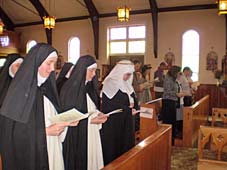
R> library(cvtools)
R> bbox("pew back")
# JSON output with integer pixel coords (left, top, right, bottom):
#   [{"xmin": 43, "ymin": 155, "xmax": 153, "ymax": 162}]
[
  {"xmin": 212, "ymin": 108, "xmax": 227, "ymax": 127},
  {"xmin": 102, "ymin": 124, "xmax": 172, "ymax": 170},
  {"xmin": 182, "ymin": 95, "xmax": 210, "ymax": 147}
]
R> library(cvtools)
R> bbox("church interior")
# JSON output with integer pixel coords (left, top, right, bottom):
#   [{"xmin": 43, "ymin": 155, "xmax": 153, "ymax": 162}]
[{"xmin": 1, "ymin": 0, "xmax": 227, "ymax": 170}]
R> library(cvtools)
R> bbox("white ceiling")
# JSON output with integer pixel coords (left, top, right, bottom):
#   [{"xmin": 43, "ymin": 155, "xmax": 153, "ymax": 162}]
[{"xmin": 0, "ymin": 0, "xmax": 217, "ymax": 25}]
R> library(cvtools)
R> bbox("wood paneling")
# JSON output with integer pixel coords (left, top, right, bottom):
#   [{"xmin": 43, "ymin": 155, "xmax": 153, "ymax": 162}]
[
  {"xmin": 195, "ymin": 84, "xmax": 227, "ymax": 114},
  {"xmin": 180, "ymin": 95, "xmax": 210, "ymax": 147},
  {"xmin": 102, "ymin": 124, "xmax": 172, "ymax": 170}
]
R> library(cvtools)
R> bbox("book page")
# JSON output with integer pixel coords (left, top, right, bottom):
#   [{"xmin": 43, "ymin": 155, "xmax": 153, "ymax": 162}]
[{"xmin": 49, "ymin": 108, "xmax": 89, "ymax": 123}]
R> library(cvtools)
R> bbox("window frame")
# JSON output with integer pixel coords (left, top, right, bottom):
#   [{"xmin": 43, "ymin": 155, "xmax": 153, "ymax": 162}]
[
  {"xmin": 182, "ymin": 29, "xmax": 200, "ymax": 82},
  {"xmin": 68, "ymin": 37, "xmax": 80, "ymax": 64},
  {"xmin": 108, "ymin": 25, "xmax": 146, "ymax": 55}
]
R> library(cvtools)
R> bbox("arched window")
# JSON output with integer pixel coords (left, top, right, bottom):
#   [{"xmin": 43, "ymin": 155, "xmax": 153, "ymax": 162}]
[
  {"xmin": 68, "ymin": 37, "xmax": 80, "ymax": 64},
  {"xmin": 182, "ymin": 30, "xmax": 200, "ymax": 81},
  {"xmin": 26, "ymin": 40, "xmax": 37, "ymax": 53}
]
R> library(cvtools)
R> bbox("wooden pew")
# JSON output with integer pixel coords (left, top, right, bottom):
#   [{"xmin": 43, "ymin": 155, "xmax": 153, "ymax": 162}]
[
  {"xmin": 212, "ymin": 108, "xmax": 227, "ymax": 127},
  {"xmin": 180, "ymin": 95, "xmax": 210, "ymax": 147},
  {"xmin": 102, "ymin": 124, "xmax": 172, "ymax": 170},
  {"xmin": 198, "ymin": 126, "xmax": 227, "ymax": 170},
  {"xmin": 139, "ymin": 98, "xmax": 162, "ymax": 141}
]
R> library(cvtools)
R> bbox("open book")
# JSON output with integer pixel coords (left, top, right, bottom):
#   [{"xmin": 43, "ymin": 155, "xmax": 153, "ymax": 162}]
[
  {"xmin": 49, "ymin": 108, "xmax": 123, "ymax": 123},
  {"xmin": 49, "ymin": 108, "xmax": 92, "ymax": 123}
]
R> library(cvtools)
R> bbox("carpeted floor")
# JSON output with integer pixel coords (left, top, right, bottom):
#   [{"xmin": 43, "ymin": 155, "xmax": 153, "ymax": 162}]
[
  {"xmin": 171, "ymin": 147, "xmax": 198, "ymax": 170},
  {"xmin": 171, "ymin": 146, "xmax": 227, "ymax": 170}
]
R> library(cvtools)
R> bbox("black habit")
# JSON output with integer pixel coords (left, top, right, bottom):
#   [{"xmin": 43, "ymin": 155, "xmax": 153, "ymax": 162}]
[
  {"xmin": 0, "ymin": 43, "xmax": 58, "ymax": 170},
  {"xmin": 56, "ymin": 62, "xmax": 73, "ymax": 94},
  {"xmin": 101, "ymin": 91, "xmax": 136, "ymax": 165},
  {"xmin": 0, "ymin": 53, "xmax": 23, "ymax": 107},
  {"xmin": 60, "ymin": 55, "xmax": 99, "ymax": 170}
]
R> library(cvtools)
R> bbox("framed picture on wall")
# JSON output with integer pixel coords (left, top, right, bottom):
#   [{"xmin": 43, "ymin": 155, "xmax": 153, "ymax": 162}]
[{"xmin": 110, "ymin": 55, "xmax": 144, "ymax": 67}]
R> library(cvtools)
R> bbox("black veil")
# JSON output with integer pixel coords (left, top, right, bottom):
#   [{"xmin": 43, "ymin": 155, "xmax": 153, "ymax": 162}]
[
  {"xmin": 0, "ymin": 43, "xmax": 57, "ymax": 123},
  {"xmin": 0, "ymin": 53, "xmax": 23, "ymax": 107},
  {"xmin": 56, "ymin": 62, "xmax": 73, "ymax": 94},
  {"xmin": 60, "ymin": 55, "xmax": 98, "ymax": 112}
]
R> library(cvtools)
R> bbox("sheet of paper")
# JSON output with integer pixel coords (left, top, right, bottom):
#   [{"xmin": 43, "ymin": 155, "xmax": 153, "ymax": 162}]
[
  {"xmin": 139, "ymin": 107, "xmax": 153, "ymax": 119},
  {"xmin": 145, "ymin": 98, "xmax": 162, "ymax": 104},
  {"xmin": 49, "ymin": 108, "xmax": 89, "ymax": 123},
  {"xmin": 106, "ymin": 109, "xmax": 123, "ymax": 116}
]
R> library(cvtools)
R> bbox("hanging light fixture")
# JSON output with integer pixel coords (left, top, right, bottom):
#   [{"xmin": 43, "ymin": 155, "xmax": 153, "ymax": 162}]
[
  {"xmin": 43, "ymin": 0, "xmax": 56, "ymax": 29},
  {"xmin": 218, "ymin": 0, "xmax": 227, "ymax": 15},
  {"xmin": 0, "ymin": 21, "xmax": 4, "ymax": 34},
  {"xmin": 43, "ymin": 16, "xmax": 56, "ymax": 29},
  {"xmin": 117, "ymin": 6, "xmax": 130, "ymax": 22}
]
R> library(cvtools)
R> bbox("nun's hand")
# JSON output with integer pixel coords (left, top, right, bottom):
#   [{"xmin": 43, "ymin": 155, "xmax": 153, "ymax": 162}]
[
  {"xmin": 132, "ymin": 108, "xmax": 137, "ymax": 115},
  {"xmin": 90, "ymin": 113, "xmax": 109, "ymax": 124},
  {"xmin": 68, "ymin": 120, "xmax": 79, "ymax": 126},
  {"xmin": 46, "ymin": 122, "xmax": 69, "ymax": 136}
]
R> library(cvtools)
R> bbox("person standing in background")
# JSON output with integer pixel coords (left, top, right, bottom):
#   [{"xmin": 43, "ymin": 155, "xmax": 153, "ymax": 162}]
[
  {"xmin": 153, "ymin": 62, "xmax": 167, "ymax": 99},
  {"xmin": 137, "ymin": 64, "xmax": 152, "ymax": 103},
  {"xmin": 161, "ymin": 65, "xmax": 184, "ymax": 145},
  {"xmin": 132, "ymin": 60, "xmax": 142, "ymax": 95},
  {"xmin": 179, "ymin": 67, "xmax": 193, "ymax": 106}
]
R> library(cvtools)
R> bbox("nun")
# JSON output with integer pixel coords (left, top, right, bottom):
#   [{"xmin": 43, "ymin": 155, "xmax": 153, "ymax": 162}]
[
  {"xmin": 56, "ymin": 62, "xmax": 73, "ymax": 94},
  {"xmin": 0, "ymin": 43, "xmax": 77, "ymax": 170},
  {"xmin": 101, "ymin": 60, "xmax": 139, "ymax": 165},
  {"xmin": 0, "ymin": 53, "xmax": 23, "ymax": 107},
  {"xmin": 60, "ymin": 55, "xmax": 108, "ymax": 170}
]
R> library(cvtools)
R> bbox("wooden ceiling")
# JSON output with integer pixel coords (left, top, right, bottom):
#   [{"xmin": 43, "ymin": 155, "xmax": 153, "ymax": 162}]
[
  {"xmin": 0, "ymin": 0, "xmax": 217, "ymax": 30},
  {"xmin": 0, "ymin": 0, "xmax": 218, "ymax": 57}
]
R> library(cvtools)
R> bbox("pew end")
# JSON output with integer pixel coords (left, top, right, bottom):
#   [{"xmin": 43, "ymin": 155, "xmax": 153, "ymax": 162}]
[
  {"xmin": 177, "ymin": 95, "xmax": 210, "ymax": 147},
  {"xmin": 198, "ymin": 125, "xmax": 227, "ymax": 170}
]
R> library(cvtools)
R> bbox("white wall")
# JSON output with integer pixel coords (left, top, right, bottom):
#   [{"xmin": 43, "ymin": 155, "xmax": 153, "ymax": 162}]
[{"xmin": 15, "ymin": 9, "xmax": 226, "ymax": 84}]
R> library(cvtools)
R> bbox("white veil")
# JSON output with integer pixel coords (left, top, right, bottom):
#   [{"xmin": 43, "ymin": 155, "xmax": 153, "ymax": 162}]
[{"xmin": 102, "ymin": 60, "xmax": 135, "ymax": 102}]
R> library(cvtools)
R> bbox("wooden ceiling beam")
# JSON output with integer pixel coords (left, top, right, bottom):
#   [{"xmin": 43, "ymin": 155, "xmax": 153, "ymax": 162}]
[
  {"xmin": 29, "ymin": 0, "xmax": 52, "ymax": 45},
  {"xmin": 159, "ymin": 4, "xmax": 217, "ymax": 12},
  {"xmin": 84, "ymin": 0, "xmax": 99, "ymax": 59},
  {"xmin": 149, "ymin": 0, "xmax": 158, "ymax": 58},
  {"xmin": 0, "ymin": 6, "xmax": 14, "ymax": 31},
  {"xmin": 15, "ymin": 3, "xmax": 217, "ymax": 27}
]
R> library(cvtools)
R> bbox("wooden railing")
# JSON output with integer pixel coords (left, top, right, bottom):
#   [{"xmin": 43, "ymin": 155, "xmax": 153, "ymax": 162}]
[
  {"xmin": 182, "ymin": 95, "xmax": 210, "ymax": 147},
  {"xmin": 198, "ymin": 126, "xmax": 227, "ymax": 170},
  {"xmin": 102, "ymin": 124, "xmax": 172, "ymax": 170}
]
